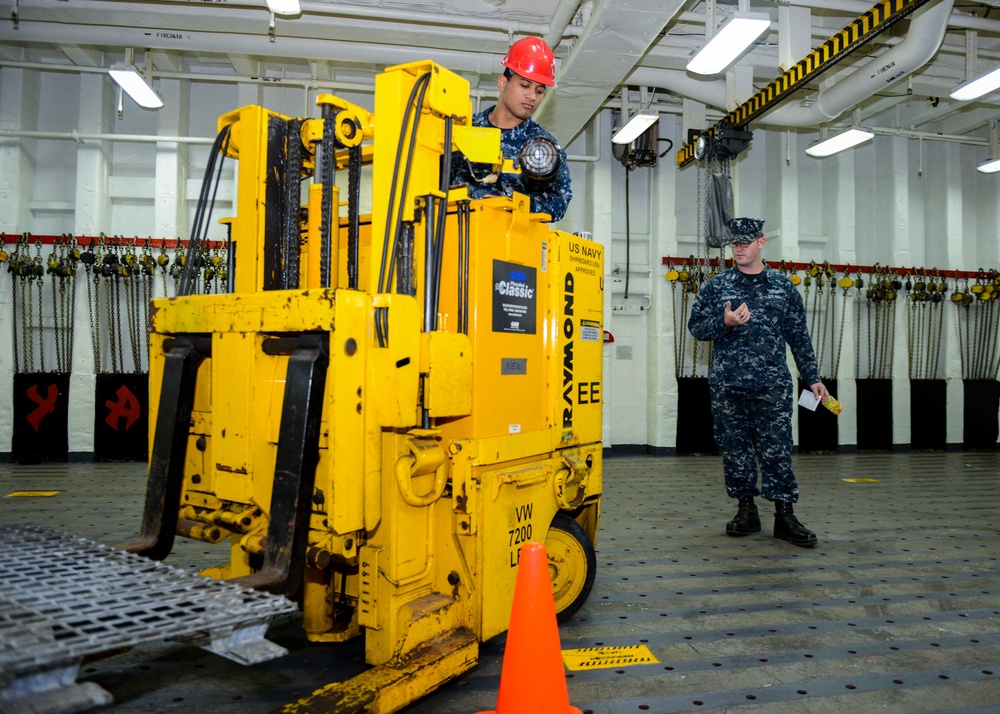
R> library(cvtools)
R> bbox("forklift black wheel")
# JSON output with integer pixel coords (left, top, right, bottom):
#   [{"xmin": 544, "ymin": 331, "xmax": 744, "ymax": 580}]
[{"xmin": 546, "ymin": 512, "xmax": 597, "ymax": 623}]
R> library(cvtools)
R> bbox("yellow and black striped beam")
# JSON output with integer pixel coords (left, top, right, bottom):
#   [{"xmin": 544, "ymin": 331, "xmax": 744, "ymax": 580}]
[{"xmin": 677, "ymin": 0, "xmax": 935, "ymax": 167}]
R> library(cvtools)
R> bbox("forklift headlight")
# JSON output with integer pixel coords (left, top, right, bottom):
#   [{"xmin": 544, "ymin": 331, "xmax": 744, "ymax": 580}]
[{"xmin": 517, "ymin": 136, "xmax": 561, "ymax": 182}]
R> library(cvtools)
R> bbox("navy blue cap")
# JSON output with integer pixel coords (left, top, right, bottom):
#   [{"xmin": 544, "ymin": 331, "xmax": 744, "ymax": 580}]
[{"xmin": 726, "ymin": 217, "xmax": 764, "ymax": 243}]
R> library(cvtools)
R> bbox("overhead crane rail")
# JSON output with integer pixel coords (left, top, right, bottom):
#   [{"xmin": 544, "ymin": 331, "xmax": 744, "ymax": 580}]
[{"xmin": 677, "ymin": 0, "xmax": 937, "ymax": 167}]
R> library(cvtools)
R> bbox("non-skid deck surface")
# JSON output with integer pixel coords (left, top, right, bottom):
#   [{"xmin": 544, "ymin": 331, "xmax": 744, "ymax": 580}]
[{"xmin": 1, "ymin": 452, "xmax": 997, "ymax": 713}]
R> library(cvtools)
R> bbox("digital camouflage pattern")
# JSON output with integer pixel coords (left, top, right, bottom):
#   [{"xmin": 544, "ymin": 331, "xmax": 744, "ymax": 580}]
[
  {"xmin": 688, "ymin": 264, "xmax": 821, "ymax": 503},
  {"xmin": 450, "ymin": 106, "xmax": 572, "ymax": 222},
  {"xmin": 726, "ymin": 216, "xmax": 765, "ymax": 242},
  {"xmin": 710, "ymin": 383, "xmax": 799, "ymax": 501},
  {"xmin": 687, "ymin": 264, "xmax": 820, "ymax": 389}
]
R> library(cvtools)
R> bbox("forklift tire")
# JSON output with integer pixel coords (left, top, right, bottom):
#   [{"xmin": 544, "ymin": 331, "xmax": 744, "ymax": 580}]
[{"xmin": 546, "ymin": 512, "xmax": 597, "ymax": 623}]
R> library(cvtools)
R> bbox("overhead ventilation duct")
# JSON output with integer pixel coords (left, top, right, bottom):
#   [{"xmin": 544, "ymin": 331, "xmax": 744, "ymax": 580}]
[
  {"xmin": 761, "ymin": 0, "xmax": 955, "ymax": 127},
  {"xmin": 623, "ymin": 0, "xmax": 956, "ymax": 130}
]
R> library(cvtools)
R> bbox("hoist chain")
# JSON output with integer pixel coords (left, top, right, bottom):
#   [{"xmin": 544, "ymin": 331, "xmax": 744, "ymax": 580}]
[
  {"xmin": 9, "ymin": 235, "xmax": 29, "ymax": 373},
  {"xmin": 824, "ymin": 274, "xmax": 835, "ymax": 377},
  {"xmin": 970, "ymin": 278, "xmax": 984, "ymax": 378},
  {"xmin": 989, "ymin": 297, "xmax": 1000, "ymax": 378},
  {"xmin": 696, "ymin": 165, "xmax": 703, "ymax": 263},
  {"xmin": 680, "ymin": 270, "xmax": 691, "ymax": 378},
  {"xmin": 30, "ymin": 240, "xmax": 44, "ymax": 373},
  {"xmin": 126, "ymin": 262, "xmax": 141, "ymax": 372},
  {"xmin": 867, "ymin": 288, "xmax": 874, "ymax": 378},
  {"xmin": 917, "ymin": 301, "xmax": 927, "ymax": 379},
  {"xmin": 22, "ymin": 273, "xmax": 32, "ymax": 373},
  {"xmin": 905, "ymin": 273, "xmax": 916, "ymax": 378},
  {"xmin": 48, "ymin": 245, "xmax": 62, "ymax": 373},
  {"xmin": 11, "ymin": 253, "xmax": 19, "ymax": 373},
  {"xmin": 831, "ymin": 267, "xmax": 851, "ymax": 380},
  {"xmin": 107, "ymin": 245, "xmax": 122, "ymax": 374},
  {"xmin": 124, "ymin": 241, "xmax": 143, "ymax": 372},
  {"xmin": 931, "ymin": 287, "xmax": 945, "ymax": 379},
  {"xmin": 667, "ymin": 260, "xmax": 681, "ymax": 377},
  {"xmin": 86, "ymin": 261, "xmax": 102, "ymax": 374},
  {"xmin": 884, "ymin": 297, "xmax": 897, "ymax": 380}
]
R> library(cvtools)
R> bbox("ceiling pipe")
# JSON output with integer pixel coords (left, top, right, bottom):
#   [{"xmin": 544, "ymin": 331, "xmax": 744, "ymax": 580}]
[
  {"xmin": 0, "ymin": 23, "xmax": 507, "ymax": 79},
  {"xmin": 761, "ymin": 0, "xmax": 956, "ymax": 127},
  {"xmin": 14, "ymin": 0, "xmax": 556, "ymax": 37},
  {"xmin": 0, "ymin": 129, "xmax": 215, "ymax": 144},
  {"xmin": 0, "ymin": 0, "xmax": 529, "ymax": 60},
  {"xmin": 544, "ymin": 0, "xmax": 587, "ymax": 49},
  {"xmin": 0, "ymin": 59, "xmax": 502, "ymax": 101},
  {"xmin": 624, "ymin": 68, "xmax": 729, "ymax": 108}
]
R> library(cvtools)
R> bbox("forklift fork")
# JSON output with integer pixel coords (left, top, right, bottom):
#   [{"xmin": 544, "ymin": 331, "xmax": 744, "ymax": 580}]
[
  {"xmin": 236, "ymin": 332, "xmax": 329, "ymax": 597},
  {"xmin": 120, "ymin": 334, "xmax": 209, "ymax": 560}
]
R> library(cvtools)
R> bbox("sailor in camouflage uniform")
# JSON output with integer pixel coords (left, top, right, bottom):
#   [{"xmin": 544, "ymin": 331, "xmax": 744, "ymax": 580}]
[
  {"xmin": 688, "ymin": 217, "xmax": 829, "ymax": 547},
  {"xmin": 450, "ymin": 37, "xmax": 572, "ymax": 222}
]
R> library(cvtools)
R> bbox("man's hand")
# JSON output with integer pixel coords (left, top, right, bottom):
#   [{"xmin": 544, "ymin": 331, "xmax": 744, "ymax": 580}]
[
  {"xmin": 810, "ymin": 382, "xmax": 830, "ymax": 401},
  {"xmin": 724, "ymin": 300, "xmax": 750, "ymax": 327}
]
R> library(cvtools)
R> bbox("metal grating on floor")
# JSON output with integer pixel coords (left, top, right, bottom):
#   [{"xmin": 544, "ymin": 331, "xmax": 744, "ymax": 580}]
[{"xmin": 0, "ymin": 524, "xmax": 298, "ymax": 713}]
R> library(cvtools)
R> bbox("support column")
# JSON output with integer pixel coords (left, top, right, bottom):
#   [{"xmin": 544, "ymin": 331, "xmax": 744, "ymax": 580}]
[
  {"xmin": 0, "ymin": 68, "xmax": 39, "ymax": 231},
  {"xmin": 590, "ymin": 112, "xmax": 614, "ymax": 448},
  {"xmin": 650, "ymin": 114, "xmax": 680, "ymax": 451},
  {"xmin": 0, "ymin": 68, "xmax": 41, "ymax": 457},
  {"xmin": 875, "ymin": 136, "xmax": 911, "ymax": 447},
  {"xmin": 925, "ymin": 141, "xmax": 966, "ymax": 446},
  {"xmin": 778, "ymin": 6, "xmax": 811, "ymax": 71},
  {"xmin": 69, "ymin": 73, "xmax": 116, "ymax": 456},
  {"xmin": 154, "ymin": 79, "xmax": 189, "ymax": 255},
  {"xmin": 765, "ymin": 128, "xmax": 801, "ymax": 262},
  {"xmin": 827, "ymin": 149, "xmax": 857, "ymax": 448}
]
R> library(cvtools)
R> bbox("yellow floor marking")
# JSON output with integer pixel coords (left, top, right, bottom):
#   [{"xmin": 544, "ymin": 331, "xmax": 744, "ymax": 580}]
[
  {"xmin": 562, "ymin": 644, "xmax": 658, "ymax": 671},
  {"xmin": 6, "ymin": 491, "xmax": 61, "ymax": 497},
  {"xmin": 841, "ymin": 478, "xmax": 880, "ymax": 483}
]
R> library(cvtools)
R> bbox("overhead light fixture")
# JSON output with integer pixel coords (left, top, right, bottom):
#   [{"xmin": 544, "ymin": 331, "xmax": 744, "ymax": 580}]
[
  {"xmin": 950, "ymin": 66, "xmax": 1000, "ymax": 101},
  {"xmin": 686, "ymin": 13, "xmax": 771, "ymax": 76},
  {"xmin": 266, "ymin": 0, "xmax": 301, "ymax": 15},
  {"xmin": 612, "ymin": 112, "xmax": 658, "ymax": 145},
  {"xmin": 109, "ymin": 65, "xmax": 163, "ymax": 109},
  {"xmin": 805, "ymin": 128, "xmax": 874, "ymax": 157},
  {"xmin": 977, "ymin": 157, "xmax": 1000, "ymax": 174}
]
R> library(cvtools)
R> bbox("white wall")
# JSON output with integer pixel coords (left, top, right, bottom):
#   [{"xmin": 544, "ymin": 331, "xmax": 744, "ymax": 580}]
[{"xmin": 1, "ymin": 66, "xmax": 998, "ymax": 457}]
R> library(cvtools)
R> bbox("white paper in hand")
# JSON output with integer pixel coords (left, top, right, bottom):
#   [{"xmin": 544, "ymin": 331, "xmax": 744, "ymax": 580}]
[{"xmin": 798, "ymin": 389, "xmax": 820, "ymax": 411}]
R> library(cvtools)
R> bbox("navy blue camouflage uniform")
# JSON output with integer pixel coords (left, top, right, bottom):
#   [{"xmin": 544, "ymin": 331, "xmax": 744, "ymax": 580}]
[
  {"xmin": 687, "ymin": 263, "xmax": 821, "ymax": 503},
  {"xmin": 450, "ymin": 106, "xmax": 572, "ymax": 222}
]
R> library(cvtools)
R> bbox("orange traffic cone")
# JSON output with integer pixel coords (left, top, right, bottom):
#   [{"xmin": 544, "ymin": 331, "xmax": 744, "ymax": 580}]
[{"xmin": 478, "ymin": 541, "xmax": 582, "ymax": 714}]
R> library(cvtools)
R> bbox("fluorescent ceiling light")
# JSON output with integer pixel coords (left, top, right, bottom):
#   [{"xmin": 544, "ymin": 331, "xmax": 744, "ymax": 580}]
[
  {"xmin": 266, "ymin": 0, "xmax": 301, "ymax": 15},
  {"xmin": 686, "ymin": 14, "xmax": 771, "ymax": 76},
  {"xmin": 805, "ymin": 128, "xmax": 874, "ymax": 157},
  {"xmin": 109, "ymin": 66, "xmax": 163, "ymax": 109},
  {"xmin": 977, "ymin": 157, "xmax": 1000, "ymax": 174},
  {"xmin": 612, "ymin": 113, "xmax": 658, "ymax": 145},
  {"xmin": 950, "ymin": 66, "xmax": 1000, "ymax": 101}
]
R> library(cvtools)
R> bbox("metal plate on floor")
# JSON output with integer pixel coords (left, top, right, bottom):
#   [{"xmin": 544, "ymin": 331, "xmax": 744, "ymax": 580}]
[{"xmin": 0, "ymin": 524, "xmax": 298, "ymax": 713}]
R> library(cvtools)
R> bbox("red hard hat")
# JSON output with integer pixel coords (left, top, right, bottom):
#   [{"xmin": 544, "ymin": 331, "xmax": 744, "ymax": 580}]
[{"xmin": 501, "ymin": 37, "xmax": 556, "ymax": 87}]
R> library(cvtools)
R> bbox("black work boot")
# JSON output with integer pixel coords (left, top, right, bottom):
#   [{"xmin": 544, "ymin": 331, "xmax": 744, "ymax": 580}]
[
  {"xmin": 726, "ymin": 496, "xmax": 761, "ymax": 537},
  {"xmin": 773, "ymin": 501, "xmax": 817, "ymax": 547}
]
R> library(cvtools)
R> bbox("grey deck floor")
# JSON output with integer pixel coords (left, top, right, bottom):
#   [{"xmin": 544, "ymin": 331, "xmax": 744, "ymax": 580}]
[{"xmin": 1, "ymin": 452, "xmax": 998, "ymax": 713}]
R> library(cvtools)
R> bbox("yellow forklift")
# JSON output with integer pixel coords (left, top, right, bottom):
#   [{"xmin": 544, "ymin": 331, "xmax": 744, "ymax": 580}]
[{"xmin": 125, "ymin": 60, "xmax": 603, "ymax": 712}]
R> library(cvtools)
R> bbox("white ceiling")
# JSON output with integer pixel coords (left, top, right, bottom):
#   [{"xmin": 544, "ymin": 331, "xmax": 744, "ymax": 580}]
[{"xmin": 1, "ymin": 0, "xmax": 998, "ymax": 147}]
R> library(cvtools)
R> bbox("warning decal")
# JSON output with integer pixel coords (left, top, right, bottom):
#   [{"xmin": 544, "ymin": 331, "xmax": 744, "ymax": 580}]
[{"xmin": 562, "ymin": 644, "xmax": 659, "ymax": 671}]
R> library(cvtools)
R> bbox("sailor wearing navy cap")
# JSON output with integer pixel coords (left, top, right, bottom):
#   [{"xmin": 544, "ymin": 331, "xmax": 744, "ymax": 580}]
[{"xmin": 688, "ymin": 217, "xmax": 829, "ymax": 547}]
